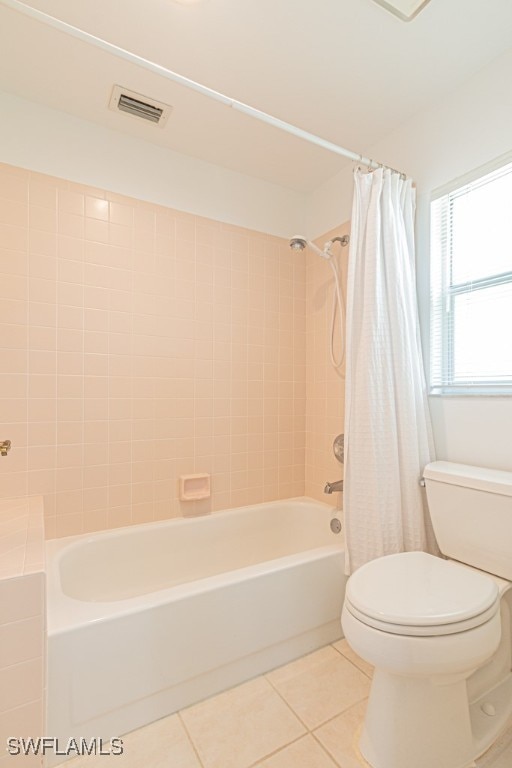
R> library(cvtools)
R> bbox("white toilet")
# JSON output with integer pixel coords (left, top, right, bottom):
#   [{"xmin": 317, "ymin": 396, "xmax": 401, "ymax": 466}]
[{"xmin": 341, "ymin": 461, "xmax": 512, "ymax": 768}]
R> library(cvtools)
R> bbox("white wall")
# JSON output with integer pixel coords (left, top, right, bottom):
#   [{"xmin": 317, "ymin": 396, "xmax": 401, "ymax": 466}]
[
  {"xmin": 308, "ymin": 49, "xmax": 512, "ymax": 471},
  {"xmin": 0, "ymin": 91, "xmax": 306, "ymax": 239}
]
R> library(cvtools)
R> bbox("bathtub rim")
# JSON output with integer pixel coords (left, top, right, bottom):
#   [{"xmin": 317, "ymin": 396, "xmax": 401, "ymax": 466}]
[{"xmin": 46, "ymin": 496, "xmax": 344, "ymax": 635}]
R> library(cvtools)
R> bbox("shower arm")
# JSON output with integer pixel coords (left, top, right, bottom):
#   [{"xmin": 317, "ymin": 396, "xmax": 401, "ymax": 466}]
[{"xmin": 327, "ymin": 235, "xmax": 350, "ymax": 249}]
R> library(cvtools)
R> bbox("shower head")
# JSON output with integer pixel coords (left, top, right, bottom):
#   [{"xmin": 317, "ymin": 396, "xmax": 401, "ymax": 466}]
[
  {"xmin": 289, "ymin": 236, "xmax": 307, "ymax": 252},
  {"xmin": 289, "ymin": 235, "xmax": 331, "ymax": 260}
]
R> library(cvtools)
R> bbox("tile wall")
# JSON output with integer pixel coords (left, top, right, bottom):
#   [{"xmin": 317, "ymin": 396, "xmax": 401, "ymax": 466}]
[{"xmin": 0, "ymin": 162, "xmax": 307, "ymax": 537}]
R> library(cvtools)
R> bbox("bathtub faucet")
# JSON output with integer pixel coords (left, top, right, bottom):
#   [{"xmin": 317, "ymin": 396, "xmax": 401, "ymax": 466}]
[{"xmin": 324, "ymin": 479, "xmax": 343, "ymax": 494}]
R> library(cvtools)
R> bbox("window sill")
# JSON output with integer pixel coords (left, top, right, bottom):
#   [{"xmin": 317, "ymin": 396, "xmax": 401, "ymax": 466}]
[{"xmin": 429, "ymin": 387, "xmax": 512, "ymax": 397}]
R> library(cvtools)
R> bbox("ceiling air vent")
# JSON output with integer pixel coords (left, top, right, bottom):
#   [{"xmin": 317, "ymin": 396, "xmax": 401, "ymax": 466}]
[{"xmin": 109, "ymin": 85, "xmax": 172, "ymax": 128}]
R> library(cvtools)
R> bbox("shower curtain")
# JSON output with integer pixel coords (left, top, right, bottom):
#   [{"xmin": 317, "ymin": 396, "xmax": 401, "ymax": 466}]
[{"xmin": 343, "ymin": 167, "xmax": 438, "ymax": 574}]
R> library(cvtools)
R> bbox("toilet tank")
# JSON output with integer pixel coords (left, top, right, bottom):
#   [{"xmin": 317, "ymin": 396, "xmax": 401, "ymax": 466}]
[{"xmin": 424, "ymin": 461, "xmax": 512, "ymax": 581}]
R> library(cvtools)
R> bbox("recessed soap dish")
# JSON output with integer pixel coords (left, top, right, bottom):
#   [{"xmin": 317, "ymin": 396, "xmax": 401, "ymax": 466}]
[{"xmin": 179, "ymin": 473, "xmax": 211, "ymax": 501}]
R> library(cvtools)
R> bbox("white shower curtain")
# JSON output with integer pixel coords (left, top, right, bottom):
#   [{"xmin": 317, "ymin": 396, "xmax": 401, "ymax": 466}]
[{"xmin": 344, "ymin": 168, "xmax": 438, "ymax": 574}]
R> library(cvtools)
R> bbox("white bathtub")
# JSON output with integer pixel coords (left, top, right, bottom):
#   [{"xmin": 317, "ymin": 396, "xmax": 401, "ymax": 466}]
[{"xmin": 46, "ymin": 497, "xmax": 345, "ymax": 763}]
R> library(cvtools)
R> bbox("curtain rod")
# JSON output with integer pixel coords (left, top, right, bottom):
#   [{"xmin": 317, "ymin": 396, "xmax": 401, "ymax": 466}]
[{"xmin": 1, "ymin": 0, "xmax": 405, "ymax": 177}]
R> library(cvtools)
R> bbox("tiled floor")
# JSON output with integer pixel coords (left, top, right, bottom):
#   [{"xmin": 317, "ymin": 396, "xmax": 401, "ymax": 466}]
[
  {"xmin": 66, "ymin": 639, "xmax": 512, "ymax": 768},
  {"xmin": 67, "ymin": 640, "xmax": 372, "ymax": 768}
]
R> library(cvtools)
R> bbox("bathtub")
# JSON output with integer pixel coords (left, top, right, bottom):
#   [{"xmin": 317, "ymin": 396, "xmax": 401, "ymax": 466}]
[{"xmin": 46, "ymin": 497, "xmax": 345, "ymax": 763}]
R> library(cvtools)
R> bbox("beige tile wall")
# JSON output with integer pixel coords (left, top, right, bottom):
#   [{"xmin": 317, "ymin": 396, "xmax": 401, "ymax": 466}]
[
  {"xmin": 304, "ymin": 224, "xmax": 350, "ymax": 505},
  {"xmin": 0, "ymin": 162, "xmax": 306, "ymax": 538}
]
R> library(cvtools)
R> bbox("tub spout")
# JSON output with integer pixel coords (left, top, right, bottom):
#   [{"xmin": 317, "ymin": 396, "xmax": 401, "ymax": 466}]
[{"xmin": 324, "ymin": 479, "xmax": 343, "ymax": 494}]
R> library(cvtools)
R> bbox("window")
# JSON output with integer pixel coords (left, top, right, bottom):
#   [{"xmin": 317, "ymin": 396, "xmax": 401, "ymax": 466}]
[{"xmin": 430, "ymin": 155, "xmax": 512, "ymax": 395}]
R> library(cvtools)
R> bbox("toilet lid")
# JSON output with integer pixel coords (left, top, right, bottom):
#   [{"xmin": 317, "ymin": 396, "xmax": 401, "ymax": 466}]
[{"xmin": 346, "ymin": 551, "xmax": 500, "ymax": 636}]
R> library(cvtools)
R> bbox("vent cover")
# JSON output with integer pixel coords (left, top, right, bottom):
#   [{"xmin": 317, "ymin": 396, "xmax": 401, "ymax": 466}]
[{"xmin": 109, "ymin": 85, "xmax": 172, "ymax": 128}]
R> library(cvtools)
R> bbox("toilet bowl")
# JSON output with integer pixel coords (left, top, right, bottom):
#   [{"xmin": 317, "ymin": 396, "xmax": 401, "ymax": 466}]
[{"xmin": 341, "ymin": 462, "xmax": 512, "ymax": 768}]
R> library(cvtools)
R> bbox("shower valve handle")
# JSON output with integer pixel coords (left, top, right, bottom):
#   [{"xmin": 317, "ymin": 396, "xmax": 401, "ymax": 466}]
[{"xmin": 0, "ymin": 440, "xmax": 11, "ymax": 456}]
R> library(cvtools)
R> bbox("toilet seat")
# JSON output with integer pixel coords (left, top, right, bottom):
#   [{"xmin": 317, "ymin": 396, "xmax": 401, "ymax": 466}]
[{"xmin": 345, "ymin": 551, "xmax": 500, "ymax": 637}]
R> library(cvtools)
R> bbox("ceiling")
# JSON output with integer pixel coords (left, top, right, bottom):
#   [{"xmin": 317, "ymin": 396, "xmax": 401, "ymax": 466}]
[{"xmin": 0, "ymin": 0, "xmax": 511, "ymax": 193}]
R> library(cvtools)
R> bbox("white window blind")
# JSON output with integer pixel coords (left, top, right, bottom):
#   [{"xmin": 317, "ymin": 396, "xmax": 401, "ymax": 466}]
[{"xmin": 430, "ymin": 157, "xmax": 512, "ymax": 395}]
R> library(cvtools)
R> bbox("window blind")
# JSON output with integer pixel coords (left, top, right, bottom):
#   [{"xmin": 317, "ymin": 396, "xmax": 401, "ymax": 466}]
[{"xmin": 430, "ymin": 157, "xmax": 512, "ymax": 395}]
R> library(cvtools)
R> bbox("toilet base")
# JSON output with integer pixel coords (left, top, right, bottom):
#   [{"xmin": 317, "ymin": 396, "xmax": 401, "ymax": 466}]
[{"xmin": 360, "ymin": 669, "xmax": 476, "ymax": 768}]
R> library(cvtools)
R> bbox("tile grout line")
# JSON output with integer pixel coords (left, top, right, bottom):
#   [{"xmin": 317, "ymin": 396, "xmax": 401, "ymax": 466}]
[
  {"xmin": 262, "ymin": 647, "xmax": 368, "ymax": 731},
  {"xmin": 177, "ymin": 670, "xmax": 311, "ymax": 768},
  {"xmin": 309, "ymin": 731, "xmax": 345, "ymax": 768},
  {"xmin": 308, "ymin": 693, "xmax": 369, "ymax": 733},
  {"xmin": 331, "ymin": 640, "xmax": 373, "ymax": 680},
  {"xmin": 263, "ymin": 668, "xmax": 312, "ymax": 734},
  {"xmin": 309, "ymin": 708, "xmax": 370, "ymax": 768},
  {"xmin": 262, "ymin": 643, "xmax": 370, "ymax": 767},
  {"xmin": 177, "ymin": 710, "xmax": 207, "ymax": 768},
  {"xmin": 246, "ymin": 733, "xmax": 311, "ymax": 768}
]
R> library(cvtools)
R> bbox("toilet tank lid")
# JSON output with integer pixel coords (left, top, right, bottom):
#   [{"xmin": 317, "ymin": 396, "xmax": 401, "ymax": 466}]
[{"xmin": 424, "ymin": 461, "xmax": 512, "ymax": 497}]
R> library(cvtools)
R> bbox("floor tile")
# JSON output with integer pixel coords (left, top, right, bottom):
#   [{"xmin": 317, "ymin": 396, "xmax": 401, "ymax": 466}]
[
  {"xmin": 314, "ymin": 698, "xmax": 369, "ymax": 768},
  {"xmin": 332, "ymin": 638, "xmax": 374, "ymax": 678},
  {"xmin": 254, "ymin": 735, "xmax": 338, "ymax": 767},
  {"xmin": 266, "ymin": 645, "xmax": 370, "ymax": 730},
  {"xmin": 66, "ymin": 715, "xmax": 201, "ymax": 768},
  {"xmin": 180, "ymin": 676, "xmax": 306, "ymax": 768}
]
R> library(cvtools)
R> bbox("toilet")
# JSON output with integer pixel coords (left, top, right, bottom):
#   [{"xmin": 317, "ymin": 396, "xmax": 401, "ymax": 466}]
[{"xmin": 341, "ymin": 461, "xmax": 512, "ymax": 768}]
